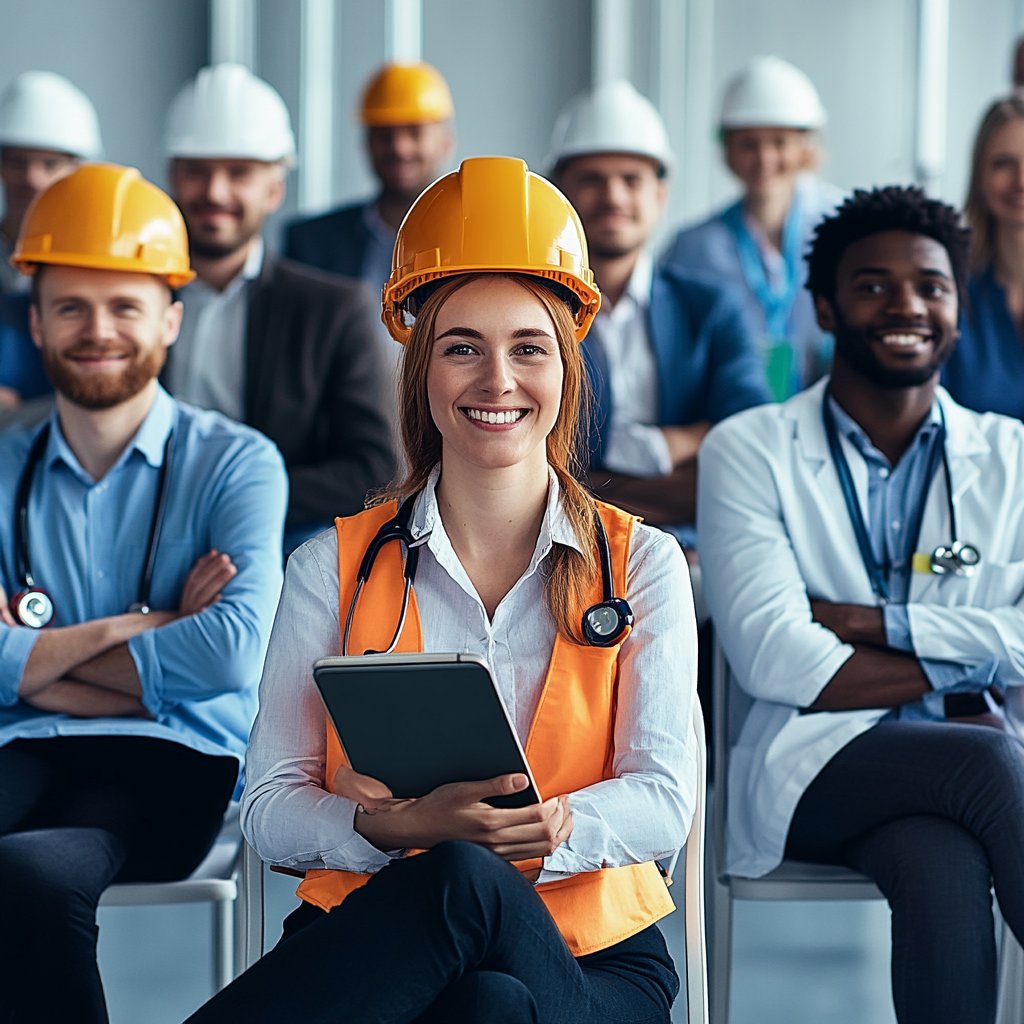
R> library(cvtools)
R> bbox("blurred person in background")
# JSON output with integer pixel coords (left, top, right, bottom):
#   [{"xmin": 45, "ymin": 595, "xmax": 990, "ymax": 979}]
[
  {"xmin": 0, "ymin": 71, "xmax": 102, "ymax": 411},
  {"xmin": 942, "ymin": 90, "xmax": 1024, "ymax": 419},
  {"xmin": 548, "ymin": 81, "xmax": 770, "ymax": 555},
  {"xmin": 163, "ymin": 63, "xmax": 395, "ymax": 553},
  {"xmin": 663, "ymin": 56, "xmax": 843, "ymax": 402},
  {"xmin": 0, "ymin": 163, "xmax": 286, "ymax": 1024}
]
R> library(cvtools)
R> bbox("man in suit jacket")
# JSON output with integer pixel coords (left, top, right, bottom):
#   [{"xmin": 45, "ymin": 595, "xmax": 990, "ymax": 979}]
[
  {"xmin": 163, "ymin": 64, "xmax": 395, "ymax": 552},
  {"xmin": 284, "ymin": 63, "xmax": 455, "ymax": 299}
]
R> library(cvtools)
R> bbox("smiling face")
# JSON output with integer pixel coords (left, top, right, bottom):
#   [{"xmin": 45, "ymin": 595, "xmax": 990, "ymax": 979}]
[
  {"xmin": 0, "ymin": 147, "xmax": 80, "ymax": 236},
  {"xmin": 556, "ymin": 153, "xmax": 666, "ymax": 260},
  {"xmin": 425, "ymin": 276, "xmax": 564, "ymax": 475},
  {"xmin": 816, "ymin": 230, "xmax": 959, "ymax": 389},
  {"xmin": 30, "ymin": 264, "xmax": 182, "ymax": 409},
  {"xmin": 169, "ymin": 157, "xmax": 285, "ymax": 259},
  {"xmin": 367, "ymin": 122, "xmax": 454, "ymax": 201},
  {"xmin": 978, "ymin": 117, "xmax": 1024, "ymax": 229}
]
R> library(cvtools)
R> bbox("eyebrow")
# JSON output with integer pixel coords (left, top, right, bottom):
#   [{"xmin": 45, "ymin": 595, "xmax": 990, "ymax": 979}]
[
  {"xmin": 852, "ymin": 266, "xmax": 952, "ymax": 280},
  {"xmin": 435, "ymin": 326, "xmax": 555, "ymax": 341}
]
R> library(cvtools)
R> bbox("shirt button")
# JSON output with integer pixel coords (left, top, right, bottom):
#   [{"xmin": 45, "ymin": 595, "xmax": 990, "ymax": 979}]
[
  {"xmin": 96, "ymin": 570, "xmax": 105, "ymax": 579},
  {"xmin": 878, "ymin": 467, "xmax": 890, "ymax": 479},
  {"xmin": 891, "ymin": 520, "xmax": 901, "ymax": 530}
]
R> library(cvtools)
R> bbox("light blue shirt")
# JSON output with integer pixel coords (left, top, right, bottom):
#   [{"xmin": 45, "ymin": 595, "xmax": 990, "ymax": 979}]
[
  {"xmin": 829, "ymin": 396, "xmax": 998, "ymax": 718},
  {"xmin": 0, "ymin": 386, "xmax": 288, "ymax": 774}
]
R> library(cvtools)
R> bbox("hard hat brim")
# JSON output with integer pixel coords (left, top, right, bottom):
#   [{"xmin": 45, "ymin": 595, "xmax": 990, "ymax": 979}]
[
  {"xmin": 11, "ymin": 250, "xmax": 195, "ymax": 289},
  {"xmin": 382, "ymin": 265, "xmax": 601, "ymax": 346}
]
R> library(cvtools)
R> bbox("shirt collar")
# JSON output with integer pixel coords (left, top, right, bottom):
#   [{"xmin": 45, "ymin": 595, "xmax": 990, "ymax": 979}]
[
  {"xmin": 241, "ymin": 237, "xmax": 265, "ymax": 281},
  {"xmin": 181, "ymin": 238, "xmax": 264, "ymax": 298},
  {"xmin": 598, "ymin": 250, "xmax": 653, "ymax": 325},
  {"xmin": 46, "ymin": 385, "xmax": 176, "ymax": 482},
  {"xmin": 827, "ymin": 393, "xmax": 942, "ymax": 469},
  {"xmin": 410, "ymin": 463, "xmax": 584, "ymax": 559},
  {"xmin": 363, "ymin": 201, "xmax": 397, "ymax": 245}
]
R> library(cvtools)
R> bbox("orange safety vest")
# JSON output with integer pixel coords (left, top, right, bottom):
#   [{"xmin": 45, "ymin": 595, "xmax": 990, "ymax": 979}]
[{"xmin": 296, "ymin": 499, "xmax": 675, "ymax": 956}]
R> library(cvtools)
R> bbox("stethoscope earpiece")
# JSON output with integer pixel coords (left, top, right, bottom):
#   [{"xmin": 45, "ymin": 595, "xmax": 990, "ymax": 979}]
[{"xmin": 11, "ymin": 588, "xmax": 55, "ymax": 629}]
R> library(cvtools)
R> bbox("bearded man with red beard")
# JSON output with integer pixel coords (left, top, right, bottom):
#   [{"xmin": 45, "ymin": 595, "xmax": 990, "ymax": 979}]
[{"xmin": 0, "ymin": 163, "xmax": 287, "ymax": 1024}]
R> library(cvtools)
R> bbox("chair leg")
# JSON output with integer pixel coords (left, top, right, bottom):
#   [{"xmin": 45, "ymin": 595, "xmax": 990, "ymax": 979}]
[
  {"xmin": 709, "ymin": 877, "xmax": 733, "ymax": 1024},
  {"xmin": 213, "ymin": 898, "xmax": 235, "ymax": 992},
  {"xmin": 997, "ymin": 916, "xmax": 1024, "ymax": 1024}
]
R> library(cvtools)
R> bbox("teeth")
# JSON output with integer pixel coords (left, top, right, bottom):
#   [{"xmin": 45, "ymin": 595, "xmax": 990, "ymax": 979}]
[
  {"xmin": 882, "ymin": 333, "xmax": 926, "ymax": 347},
  {"xmin": 465, "ymin": 408, "xmax": 524, "ymax": 424}
]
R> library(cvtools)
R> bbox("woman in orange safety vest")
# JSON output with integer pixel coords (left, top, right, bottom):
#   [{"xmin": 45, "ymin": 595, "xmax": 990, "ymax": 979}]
[{"xmin": 188, "ymin": 156, "xmax": 699, "ymax": 1024}]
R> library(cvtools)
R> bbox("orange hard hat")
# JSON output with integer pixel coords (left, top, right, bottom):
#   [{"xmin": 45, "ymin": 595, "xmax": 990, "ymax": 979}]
[
  {"xmin": 382, "ymin": 157, "xmax": 601, "ymax": 345},
  {"xmin": 360, "ymin": 62, "xmax": 454, "ymax": 126},
  {"xmin": 11, "ymin": 163, "xmax": 195, "ymax": 288}
]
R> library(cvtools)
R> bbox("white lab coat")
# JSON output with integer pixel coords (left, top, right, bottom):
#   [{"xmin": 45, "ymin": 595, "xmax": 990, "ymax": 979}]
[{"xmin": 697, "ymin": 377, "xmax": 1024, "ymax": 877}]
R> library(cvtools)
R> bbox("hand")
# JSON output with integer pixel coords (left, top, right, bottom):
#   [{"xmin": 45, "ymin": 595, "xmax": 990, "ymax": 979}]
[
  {"xmin": 0, "ymin": 585, "xmax": 16, "ymax": 627},
  {"xmin": 23, "ymin": 678, "xmax": 153, "ymax": 718},
  {"xmin": 179, "ymin": 550, "xmax": 237, "ymax": 617},
  {"xmin": 0, "ymin": 385, "xmax": 21, "ymax": 410},
  {"xmin": 353, "ymin": 773, "xmax": 573, "ymax": 862},
  {"xmin": 661, "ymin": 422, "xmax": 712, "ymax": 468},
  {"xmin": 332, "ymin": 764, "xmax": 398, "ymax": 813},
  {"xmin": 811, "ymin": 601, "xmax": 886, "ymax": 646}
]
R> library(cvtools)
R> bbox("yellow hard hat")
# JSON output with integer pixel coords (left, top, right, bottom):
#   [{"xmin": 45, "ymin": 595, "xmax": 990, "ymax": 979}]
[
  {"xmin": 360, "ymin": 62, "xmax": 454, "ymax": 126},
  {"xmin": 11, "ymin": 163, "xmax": 195, "ymax": 288},
  {"xmin": 382, "ymin": 157, "xmax": 601, "ymax": 344}
]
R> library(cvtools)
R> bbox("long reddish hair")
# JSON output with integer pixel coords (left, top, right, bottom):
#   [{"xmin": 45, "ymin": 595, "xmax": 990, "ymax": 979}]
[{"xmin": 375, "ymin": 272, "xmax": 599, "ymax": 644}]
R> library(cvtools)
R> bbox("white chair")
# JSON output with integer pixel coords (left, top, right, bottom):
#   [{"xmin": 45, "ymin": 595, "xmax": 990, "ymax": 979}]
[
  {"xmin": 710, "ymin": 639, "xmax": 1024, "ymax": 1024},
  {"xmin": 240, "ymin": 697, "xmax": 711, "ymax": 1023},
  {"xmin": 99, "ymin": 801, "xmax": 244, "ymax": 991}
]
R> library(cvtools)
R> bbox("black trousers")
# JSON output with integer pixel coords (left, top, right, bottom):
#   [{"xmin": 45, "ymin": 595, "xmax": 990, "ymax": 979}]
[
  {"xmin": 785, "ymin": 719, "xmax": 1024, "ymax": 1024},
  {"xmin": 0, "ymin": 735, "xmax": 238, "ymax": 1024},
  {"xmin": 187, "ymin": 840, "xmax": 679, "ymax": 1024}
]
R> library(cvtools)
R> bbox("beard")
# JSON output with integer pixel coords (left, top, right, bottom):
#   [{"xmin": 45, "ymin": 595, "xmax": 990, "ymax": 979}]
[
  {"xmin": 42, "ymin": 341, "xmax": 166, "ymax": 410},
  {"xmin": 831, "ymin": 307, "xmax": 956, "ymax": 389},
  {"xmin": 182, "ymin": 205, "xmax": 262, "ymax": 261}
]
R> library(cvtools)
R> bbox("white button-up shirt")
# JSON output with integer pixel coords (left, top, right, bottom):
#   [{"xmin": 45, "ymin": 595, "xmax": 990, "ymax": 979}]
[
  {"xmin": 588, "ymin": 251, "xmax": 672, "ymax": 478},
  {"xmin": 241, "ymin": 467, "xmax": 698, "ymax": 881},
  {"xmin": 166, "ymin": 239, "xmax": 264, "ymax": 422}
]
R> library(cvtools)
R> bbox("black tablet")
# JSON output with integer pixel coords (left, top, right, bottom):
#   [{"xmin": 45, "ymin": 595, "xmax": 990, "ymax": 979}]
[{"xmin": 312, "ymin": 653, "xmax": 541, "ymax": 809}]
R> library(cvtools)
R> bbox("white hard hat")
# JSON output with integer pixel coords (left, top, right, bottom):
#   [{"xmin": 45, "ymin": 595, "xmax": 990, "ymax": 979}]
[
  {"xmin": 0, "ymin": 71, "xmax": 103, "ymax": 160},
  {"xmin": 720, "ymin": 56, "xmax": 826, "ymax": 130},
  {"xmin": 164, "ymin": 63, "xmax": 296, "ymax": 164},
  {"xmin": 544, "ymin": 80, "xmax": 674, "ymax": 176}
]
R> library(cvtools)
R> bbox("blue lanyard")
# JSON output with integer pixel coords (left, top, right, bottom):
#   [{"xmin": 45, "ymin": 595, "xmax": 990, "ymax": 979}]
[
  {"xmin": 822, "ymin": 395, "xmax": 945, "ymax": 605},
  {"xmin": 721, "ymin": 194, "xmax": 804, "ymax": 340}
]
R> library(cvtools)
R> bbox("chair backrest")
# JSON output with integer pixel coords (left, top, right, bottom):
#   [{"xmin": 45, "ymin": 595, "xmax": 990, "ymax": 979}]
[{"xmin": 711, "ymin": 638, "xmax": 752, "ymax": 883}]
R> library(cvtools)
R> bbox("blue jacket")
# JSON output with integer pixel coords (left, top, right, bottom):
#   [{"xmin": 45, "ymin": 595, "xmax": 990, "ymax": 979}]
[
  {"xmin": 583, "ymin": 264, "xmax": 771, "ymax": 468},
  {"xmin": 285, "ymin": 201, "xmax": 374, "ymax": 279},
  {"xmin": 0, "ymin": 294, "xmax": 50, "ymax": 401}
]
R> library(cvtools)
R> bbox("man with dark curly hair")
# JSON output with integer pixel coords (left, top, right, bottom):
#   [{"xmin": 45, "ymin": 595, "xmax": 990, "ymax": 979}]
[{"xmin": 699, "ymin": 185, "xmax": 1024, "ymax": 1024}]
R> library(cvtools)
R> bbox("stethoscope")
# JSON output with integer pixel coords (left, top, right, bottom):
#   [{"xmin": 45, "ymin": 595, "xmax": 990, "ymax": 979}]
[
  {"xmin": 822, "ymin": 395, "xmax": 980, "ymax": 604},
  {"xmin": 342, "ymin": 494, "xmax": 635, "ymax": 656},
  {"xmin": 11, "ymin": 422, "xmax": 175, "ymax": 629}
]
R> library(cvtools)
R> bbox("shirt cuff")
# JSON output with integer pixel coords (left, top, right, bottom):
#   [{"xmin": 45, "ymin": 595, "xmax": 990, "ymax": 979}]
[
  {"xmin": 884, "ymin": 604, "xmax": 914, "ymax": 652},
  {"xmin": 0, "ymin": 626, "xmax": 41, "ymax": 706},
  {"xmin": 602, "ymin": 422, "xmax": 674, "ymax": 478},
  {"xmin": 920, "ymin": 656, "xmax": 999, "ymax": 695},
  {"xmin": 127, "ymin": 629, "xmax": 164, "ymax": 715}
]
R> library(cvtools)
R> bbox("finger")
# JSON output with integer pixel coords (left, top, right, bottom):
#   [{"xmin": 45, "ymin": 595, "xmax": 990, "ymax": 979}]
[
  {"xmin": 444, "ymin": 773, "xmax": 531, "ymax": 806},
  {"xmin": 468, "ymin": 796, "xmax": 560, "ymax": 832},
  {"xmin": 187, "ymin": 554, "xmax": 234, "ymax": 590},
  {"xmin": 0, "ymin": 606, "xmax": 16, "ymax": 627}
]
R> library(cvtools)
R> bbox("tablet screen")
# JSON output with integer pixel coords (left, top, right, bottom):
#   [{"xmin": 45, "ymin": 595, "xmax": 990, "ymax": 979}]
[{"xmin": 314, "ymin": 657, "xmax": 540, "ymax": 809}]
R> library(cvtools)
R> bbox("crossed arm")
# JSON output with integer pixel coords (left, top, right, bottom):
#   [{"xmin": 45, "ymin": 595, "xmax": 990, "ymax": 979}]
[
  {"xmin": 588, "ymin": 422, "xmax": 711, "ymax": 527},
  {"xmin": 3, "ymin": 551, "xmax": 237, "ymax": 718}
]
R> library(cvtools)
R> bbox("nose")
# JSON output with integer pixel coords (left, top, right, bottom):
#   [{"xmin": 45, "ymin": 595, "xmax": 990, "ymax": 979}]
[
  {"xmin": 85, "ymin": 305, "xmax": 118, "ymax": 342},
  {"xmin": 604, "ymin": 176, "xmax": 631, "ymax": 208},
  {"xmin": 478, "ymin": 350, "xmax": 516, "ymax": 396},
  {"xmin": 888, "ymin": 281, "xmax": 928, "ymax": 320},
  {"xmin": 24, "ymin": 162, "xmax": 54, "ymax": 194},
  {"xmin": 204, "ymin": 169, "xmax": 233, "ymax": 206}
]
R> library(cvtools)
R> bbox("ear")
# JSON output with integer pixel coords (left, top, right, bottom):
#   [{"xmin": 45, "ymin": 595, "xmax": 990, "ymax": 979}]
[
  {"xmin": 814, "ymin": 295, "xmax": 837, "ymax": 333},
  {"xmin": 265, "ymin": 171, "xmax": 287, "ymax": 216},
  {"xmin": 163, "ymin": 299, "xmax": 184, "ymax": 348},
  {"xmin": 28, "ymin": 301, "xmax": 42, "ymax": 351}
]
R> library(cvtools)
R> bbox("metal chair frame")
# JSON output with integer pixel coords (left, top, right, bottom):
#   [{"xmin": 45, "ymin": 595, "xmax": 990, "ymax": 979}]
[
  {"xmin": 98, "ymin": 801, "xmax": 244, "ymax": 992},
  {"xmin": 241, "ymin": 698, "xmax": 710, "ymax": 1023},
  {"xmin": 710, "ymin": 638, "xmax": 1024, "ymax": 1024}
]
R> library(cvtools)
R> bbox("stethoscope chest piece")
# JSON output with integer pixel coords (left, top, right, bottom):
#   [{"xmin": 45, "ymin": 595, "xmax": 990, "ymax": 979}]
[
  {"xmin": 582, "ymin": 597, "xmax": 633, "ymax": 647},
  {"xmin": 11, "ymin": 588, "xmax": 55, "ymax": 629},
  {"xmin": 930, "ymin": 541, "xmax": 981, "ymax": 578}
]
